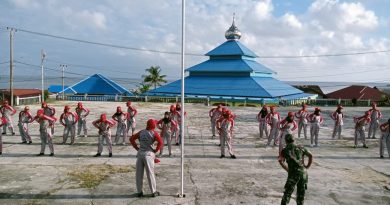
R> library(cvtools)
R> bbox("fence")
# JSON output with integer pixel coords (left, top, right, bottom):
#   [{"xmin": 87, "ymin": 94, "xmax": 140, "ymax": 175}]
[{"xmin": 55, "ymin": 94, "xmax": 389, "ymax": 107}]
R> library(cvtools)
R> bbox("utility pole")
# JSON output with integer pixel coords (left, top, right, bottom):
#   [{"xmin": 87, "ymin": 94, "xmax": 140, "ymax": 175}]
[
  {"xmin": 41, "ymin": 50, "xmax": 46, "ymax": 102},
  {"xmin": 7, "ymin": 27, "xmax": 16, "ymax": 106},
  {"xmin": 61, "ymin": 64, "xmax": 67, "ymax": 100}
]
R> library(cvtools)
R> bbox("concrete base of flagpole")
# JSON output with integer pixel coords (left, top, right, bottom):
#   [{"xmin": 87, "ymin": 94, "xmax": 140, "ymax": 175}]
[{"xmin": 177, "ymin": 193, "xmax": 186, "ymax": 198}]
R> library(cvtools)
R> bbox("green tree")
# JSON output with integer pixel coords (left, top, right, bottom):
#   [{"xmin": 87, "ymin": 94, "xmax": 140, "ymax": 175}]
[
  {"xmin": 142, "ymin": 66, "xmax": 167, "ymax": 89},
  {"xmin": 135, "ymin": 83, "xmax": 151, "ymax": 95}
]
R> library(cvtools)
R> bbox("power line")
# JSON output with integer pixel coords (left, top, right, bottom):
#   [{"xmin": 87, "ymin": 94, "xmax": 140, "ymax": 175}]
[
  {"xmin": 7, "ymin": 26, "xmax": 390, "ymax": 59},
  {"xmin": 0, "ymin": 61, "xmax": 9, "ymax": 64},
  {"xmin": 12, "ymin": 27, "xmax": 203, "ymax": 57}
]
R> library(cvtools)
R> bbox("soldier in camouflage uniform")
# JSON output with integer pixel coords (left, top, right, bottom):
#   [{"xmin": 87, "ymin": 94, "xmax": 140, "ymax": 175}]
[{"xmin": 279, "ymin": 134, "xmax": 313, "ymax": 205}]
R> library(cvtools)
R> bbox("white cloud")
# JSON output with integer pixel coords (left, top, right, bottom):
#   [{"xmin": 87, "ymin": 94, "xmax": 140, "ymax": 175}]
[
  {"xmin": 59, "ymin": 7, "xmax": 107, "ymax": 30},
  {"xmin": 1, "ymin": 0, "xmax": 389, "ymax": 83},
  {"xmin": 253, "ymin": 0, "xmax": 273, "ymax": 20},
  {"xmin": 8, "ymin": 0, "xmax": 41, "ymax": 9},
  {"xmin": 282, "ymin": 13, "xmax": 302, "ymax": 29}
]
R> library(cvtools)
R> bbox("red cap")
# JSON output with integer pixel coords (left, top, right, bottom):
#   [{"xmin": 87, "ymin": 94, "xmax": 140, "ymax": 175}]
[
  {"xmin": 117, "ymin": 106, "xmax": 122, "ymax": 113},
  {"xmin": 126, "ymin": 101, "xmax": 131, "ymax": 106},
  {"xmin": 100, "ymin": 114, "xmax": 107, "ymax": 122},
  {"xmin": 147, "ymin": 119, "xmax": 157, "ymax": 130},
  {"xmin": 77, "ymin": 102, "xmax": 83, "ymax": 107},
  {"xmin": 315, "ymin": 107, "xmax": 321, "ymax": 112}
]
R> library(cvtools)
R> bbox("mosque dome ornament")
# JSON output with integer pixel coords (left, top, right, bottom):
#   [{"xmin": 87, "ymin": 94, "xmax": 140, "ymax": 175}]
[{"xmin": 225, "ymin": 14, "xmax": 241, "ymax": 41}]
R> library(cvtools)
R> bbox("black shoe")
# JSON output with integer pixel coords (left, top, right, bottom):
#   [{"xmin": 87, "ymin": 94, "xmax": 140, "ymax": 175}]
[
  {"xmin": 380, "ymin": 155, "xmax": 384, "ymax": 158},
  {"xmin": 37, "ymin": 153, "xmax": 44, "ymax": 156},
  {"xmin": 28, "ymin": 141, "xmax": 32, "ymax": 144},
  {"xmin": 12, "ymin": 132, "xmax": 15, "ymax": 136},
  {"xmin": 49, "ymin": 153, "xmax": 54, "ymax": 156},
  {"xmin": 21, "ymin": 141, "xmax": 27, "ymax": 144},
  {"xmin": 230, "ymin": 155, "xmax": 236, "ymax": 159},
  {"xmin": 212, "ymin": 135, "xmax": 215, "ymax": 138},
  {"xmin": 1, "ymin": 132, "xmax": 5, "ymax": 135},
  {"xmin": 94, "ymin": 153, "xmax": 101, "ymax": 157},
  {"xmin": 0, "ymin": 152, "xmax": 2, "ymax": 155},
  {"xmin": 152, "ymin": 191, "xmax": 160, "ymax": 197},
  {"xmin": 109, "ymin": 153, "xmax": 112, "ymax": 157},
  {"xmin": 220, "ymin": 154, "xmax": 225, "ymax": 158},
  {"xmin": 176, "ymin": 142, "xmax": 179, "ymax": 146},
  {"xmin": 363, "ymin": 145, "xmax": 368, "ymax": 148},
  {"xmin": 218, "ymin": 144, "xmax": 221, "ymax": 146},
  {"xmin": 136, "ymin": 192, "xmax": 143, "ymax": 197}
]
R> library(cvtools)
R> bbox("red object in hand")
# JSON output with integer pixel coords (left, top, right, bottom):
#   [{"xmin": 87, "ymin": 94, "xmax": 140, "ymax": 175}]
[{"xmin": 154, "ymin": 158, "xmax": 160, "ymax": 163}]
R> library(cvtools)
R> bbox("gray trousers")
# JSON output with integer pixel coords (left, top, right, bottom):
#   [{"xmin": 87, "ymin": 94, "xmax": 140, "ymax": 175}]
[
  {"xmin": 259, "ymin": 121, "xmax": 269, "ymax": 138},
  {"xmin": 297, "ymin": 122, "xmax": 307, "ymax": 139},
  {"xmin": 267, "ymin": 126, "xmax": 279, "ymax": 146},
  {"xmin": 221, "ymin": 133, "xmax": 234, "ymax": 156},
  {"xmin": 211, "ymin": 120, "xmax": 217, "ymax": 136},
  {"xmin": 63, "ymin": 125, "xmax": 76, "ymax": 144},
  {"xmin": 279, "ymin": 131, "xmax": 287, "ymax": 153},
  {"xmin": 0, "ymin": 133, "xmax": 2, "ymax": 153},
  {"xmin": 77, "ymin": 119, "xmax": 88, "ymax": 136},
  {"xmin": 18, "ymin": 122, "xmax": 31, "ymax": 142},
  {"xmin": 354, "ymin": 127, "xmax": 366, "ymax": 146},
  {"xmin": 115, "ymin": 123, "xmax": 128, "ymax": 144},
  {"xmin": 2, "ymin": 120, "xmax": 14, "ymax": 134},
  {"xmin": 310, "ymin": 124, "xmax": 320, "ymax": 146},
  {"xmin": 160, "ymin": 131, "xmax": 172, "ymax": 155},
  {"xmin": 332, "ymin": 124, "xmax": 342, "ymax": 139},
  {"xmin": 127, "ymin": 118, "xmax": 136, "ymax": 136},
  {"xmin": 97, "ymin": 134, "xmax": 112, "ymax": 154},
  {"xmin": 136, "ymin": 151, "xmax": 157, "ymax": 193},
  {"xmin": 380, "ymin": 134, "xmax": 390, "ymax": 157},
  {"xmin": 368, "ymin": 120, "xmax": 379, "ymax": 139},
  {"xmin": 40, "ymin": 130, "xmax": 54, "ymax": 154}
]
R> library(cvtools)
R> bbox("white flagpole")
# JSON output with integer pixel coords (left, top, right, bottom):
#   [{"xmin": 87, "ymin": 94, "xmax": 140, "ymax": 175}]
[{"xmin": 179, "ymin": 0, "xmax": 186, "ymax": 198}]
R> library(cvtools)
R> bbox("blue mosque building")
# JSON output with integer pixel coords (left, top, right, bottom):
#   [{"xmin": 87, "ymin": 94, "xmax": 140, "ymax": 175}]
[{"xmin": 146, "ymin": 18, "xmax": 311, "ymax": 103}]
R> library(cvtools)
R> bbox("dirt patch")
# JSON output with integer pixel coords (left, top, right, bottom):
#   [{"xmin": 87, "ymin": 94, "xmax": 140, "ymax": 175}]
[{"xmin": 68, "ymin": 164, "xmax": 134, "ymax": 189}]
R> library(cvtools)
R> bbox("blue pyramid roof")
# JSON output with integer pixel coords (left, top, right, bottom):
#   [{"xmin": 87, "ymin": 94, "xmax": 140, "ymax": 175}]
[
  {"xmin": 48, "ymin": 85, "xmax": 69, "ymax": 93},
  {"xmin": 186, "ymin": 59, "xmax": 275, "ymax": 74},
  {"xmin": 206, "ymin": 41, "xmax": 258, "ymax": 57},
  {"xmin": 61, "ymin": 74, "xmax": 132, "ymax": 96},
  {"xmin": 146, "ymin": 76, "xmax": 305, "ymax": 98},
  {"xmin": 147, "ymin": 21, "xmax": 309, "ymax": 100}
]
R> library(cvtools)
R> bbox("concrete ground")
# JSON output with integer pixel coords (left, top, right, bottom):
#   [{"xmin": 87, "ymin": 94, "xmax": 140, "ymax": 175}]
[{"xmin": 0, "ymin": 101, "xmax": 389, "ymax": 205}]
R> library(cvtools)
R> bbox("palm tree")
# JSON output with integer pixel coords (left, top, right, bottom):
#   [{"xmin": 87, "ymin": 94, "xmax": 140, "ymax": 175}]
[
  {"xmin": 142, "ymin": 66, "xmax": 167, "ymax": 89},
  {"xmin": 138, "ymin": 83, "xmax": 151, "ymax": 94}
]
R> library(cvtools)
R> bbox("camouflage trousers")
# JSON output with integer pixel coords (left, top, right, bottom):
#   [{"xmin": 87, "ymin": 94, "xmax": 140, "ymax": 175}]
[{"xmin": 281, "ymin": 171, "xmax": 308, "ymax": 205}]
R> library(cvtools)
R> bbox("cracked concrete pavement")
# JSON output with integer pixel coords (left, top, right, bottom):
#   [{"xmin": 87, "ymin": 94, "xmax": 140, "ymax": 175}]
[{"xmin": 0, "ymin": 101, "xmax": 389, "ymax": 204}]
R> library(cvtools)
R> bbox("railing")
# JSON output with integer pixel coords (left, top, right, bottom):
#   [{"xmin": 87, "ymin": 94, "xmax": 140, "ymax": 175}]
[{"xmin": 55, "ymin": 94, "xmax": 390, "ymax": 107}]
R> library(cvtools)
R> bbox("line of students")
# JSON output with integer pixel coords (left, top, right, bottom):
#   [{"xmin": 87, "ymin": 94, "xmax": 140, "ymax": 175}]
[
  {"xmin": 0, "ymin": 100, "xmax": 138, "ymax": 157},
  {"xmin": 252, "ymin": 102, "xmax": 390, "ymax": 158}
]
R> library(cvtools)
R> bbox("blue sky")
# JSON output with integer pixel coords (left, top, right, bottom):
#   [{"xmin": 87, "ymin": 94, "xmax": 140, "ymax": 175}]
[{"xmin": 0, "ymin": 0, "xmax": 389, "ymax": 88}]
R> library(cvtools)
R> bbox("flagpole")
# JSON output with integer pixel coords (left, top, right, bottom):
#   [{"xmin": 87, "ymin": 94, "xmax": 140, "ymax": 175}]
[{"xmin": 179, "ymin": 0, "xmax": 186, "ymax": 198}]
